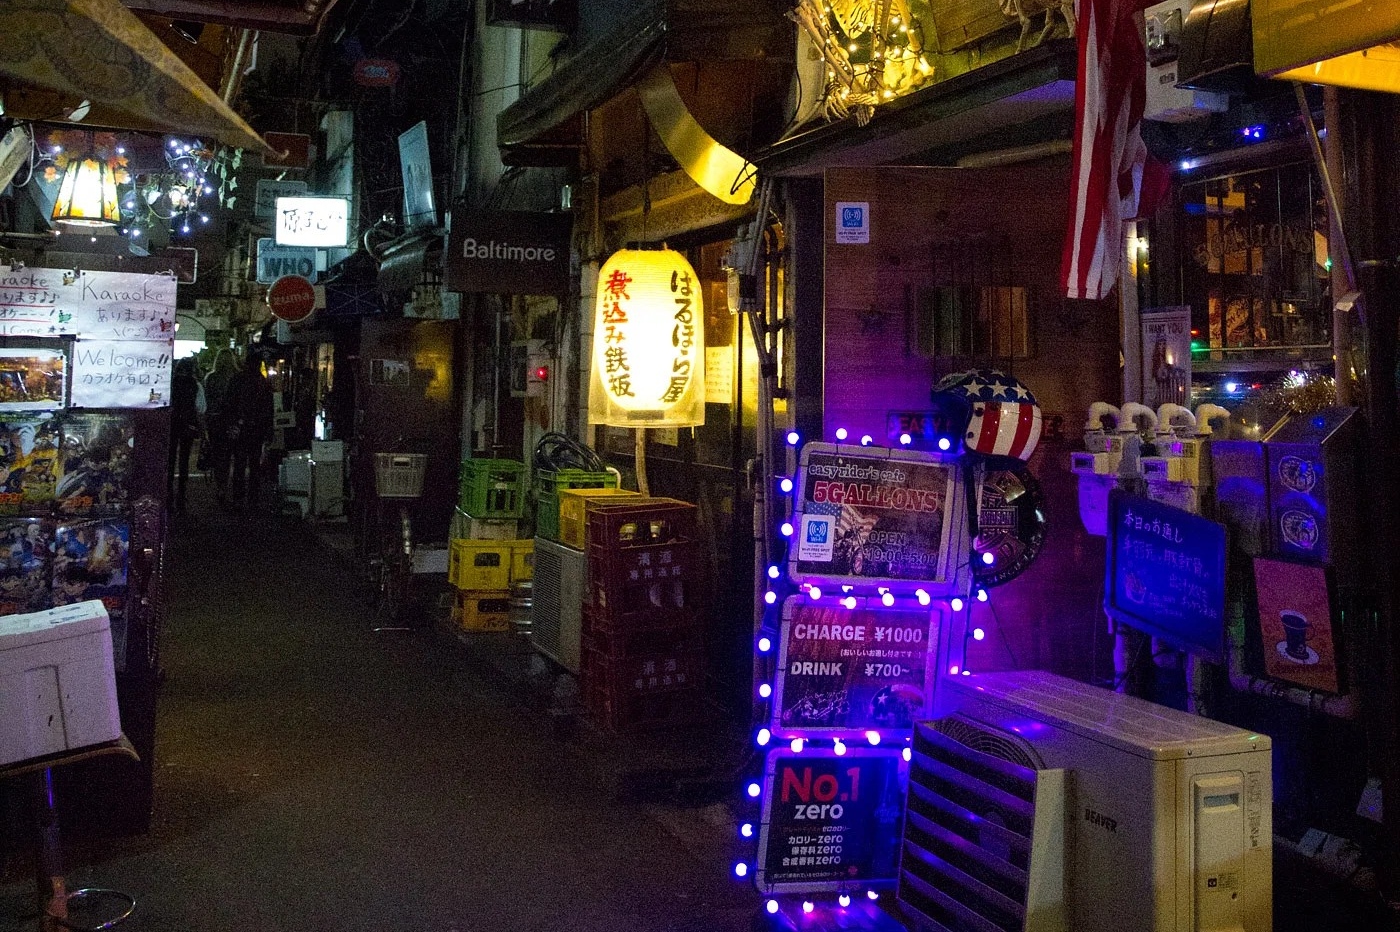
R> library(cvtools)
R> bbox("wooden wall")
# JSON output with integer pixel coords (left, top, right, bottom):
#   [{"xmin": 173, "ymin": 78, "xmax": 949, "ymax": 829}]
[{"xmin": 822, "ymin": 161, "xmax": 1120, "ymax": 681}]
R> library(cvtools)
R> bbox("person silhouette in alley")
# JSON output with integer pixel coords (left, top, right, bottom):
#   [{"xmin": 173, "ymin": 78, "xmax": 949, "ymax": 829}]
[
  {"xmin": 167, "ymin": 359, "xmax": 205, "ymax": 513},
  {"xmin": 224, "ymin": 353, "xmax": 274, "ymax": 510},
  {"xmin": 202, "ymin": 350, "xmax": 238, "ymax": 505}
]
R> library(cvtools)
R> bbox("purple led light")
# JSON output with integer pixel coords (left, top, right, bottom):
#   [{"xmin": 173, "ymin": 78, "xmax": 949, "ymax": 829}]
[
  {"xmin": 867, "ymin": 891, "xmax": 880, "ymax": 901},
  {"xmin": 899, "ymin": 432, "xmax": 912, "ymax": 445},
  {"xmin": 786, "ymin": 431, "xmax": 800, "ymax": 446},
  {"xmin": 741, "ymin": 823, "xmax": 754, "ymax": 837},
  {"xmin": 866, "ymin": 730, "xmax": 881, "ymax": 746},
  {"xmin": 839, "ymin": 894, "xmax": 851, "ymax": 907},
  {"xmin": 977, "ymin": 588, "xmax": 988, "ymax": 602},
  {"xmin": 756, "ymin": 728, "xmax": 772, "ymax": 746},
  {"xmin": 790, "ymin": 738, "xmax": 804, "ymax": 753},
  {"xmin": 758, "ymin": 637, "xmax": 772, "ymax": 652},
  {"xmin": 881, "ymin": 592, "xmax": 895, "ymax": 607},
  {"xmin": 734, "ymin": 862, "xmax": 749, "ymax": 878},
  {"xmin": 779, "ymin": 477, "xmax": 794, "ymax": 493},
  {"xmin": 982, "ymin": 551, "xmax": 995, "ymax": 565},
  {"xmin": 766, "ymin": 900, "xmax": 780, "ymax": 915},
  {"xmin": 803, "ymin": 901, "xmax": 815, "ymax": 914},
  {"xmin": 860, "ymin": 434, "xmax": 873, "ymax": 446},
  {"xmin": 842, "ymin": 596, "xmax": 857, "ymax": 610},
  {"xmin": 747, "ymin": 782, "xmax": 761, "ymax": 797},
  {"xmin": 949, "ymin": 665, "xmax": 960, "ymax": 675},
  {"xmin": 950, "ymin": 597, "xmax": 964, "ymax": 612},
  {"xmin": 808, "ymin": 585, "xmax": 823, "ymax": 601},
  {"xmin": 759, "ymin": 683, "xmax": 772, "ymax": 698},
  {"xmin": 764, "ymin": 591, "xmax": 777, "ymax": 605},
  {"xmin": 767, "ymin": 563, "xmax": 779, "ymax": 579},
  {"xmin": 938, "ymin": 437, "xmax": 951, "ymax": 451},
  {"xmin": 781, "ymin": 522, "xmax": 794, "ymax": 537},
  {"xmin": 835, "ymin": 427, "xmax": 848, "ymax": 441},
  {"xmin": 916, "ymin": 589, "xmax": 931, "ymax": 606},
  {"xmin": 973, "ymin": 627, "xmax": 986, "ymax": 641}
]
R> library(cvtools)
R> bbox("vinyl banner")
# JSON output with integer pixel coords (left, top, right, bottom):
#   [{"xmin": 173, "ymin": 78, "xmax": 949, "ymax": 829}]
[
  {"xmin": 788, "ymin": 443, "xmax": 966, "ymax": 594},
  {"xmin": 755, "ymin": 747, "xmax": 906, "ymax": 894},
  {"xmin": 773, "ymin": 597, "xmax": 938, "ymax": 735},
  {"xmin": 0, "ymin": 267, "xmax": 176, "ymax": 341}
]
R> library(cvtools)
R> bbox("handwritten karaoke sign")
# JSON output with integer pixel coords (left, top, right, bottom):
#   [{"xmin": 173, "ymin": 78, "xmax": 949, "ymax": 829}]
[
  {"xmin": 0, "ymin": 266, "xmax": 176, "ymax": 341},
  {"xmin": 71, "ymin": 341, "xmax": 172, "ymax": 409}
]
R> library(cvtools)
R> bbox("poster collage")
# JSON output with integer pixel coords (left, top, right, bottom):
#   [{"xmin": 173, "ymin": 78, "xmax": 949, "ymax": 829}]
[{"xmin": 0, "ymin": 266, "xmax": 177, "ymax": 670}]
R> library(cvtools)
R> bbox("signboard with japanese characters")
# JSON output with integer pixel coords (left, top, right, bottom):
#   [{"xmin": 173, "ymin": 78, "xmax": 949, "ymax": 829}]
[
  {"xmin": 773, "ymin": 597, "xmax": 938, "ymax": 736},
  {"xmin": 0, "ymin": 267, "xmax": 176, "ymax": 341},
  {"xmin": 274, "ymin": 196, "xmax": 349, "ymax": 248},
  {"xmin": 754, "ymin": 747, "xmax": 906, "ymax": 893},
  {"xmin": 71, "ymin": 341, "xmax": 172, "ymax": 409},
  {"xmin": 1105, "ymin": 491, "xmax": 1227, "ymax": 662}
]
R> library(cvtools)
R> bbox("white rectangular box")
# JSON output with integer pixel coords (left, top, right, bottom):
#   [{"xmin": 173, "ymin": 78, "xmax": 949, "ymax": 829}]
[{"xmin": 0, "ymin": 600, "xmax": 120, "ymax": 767}]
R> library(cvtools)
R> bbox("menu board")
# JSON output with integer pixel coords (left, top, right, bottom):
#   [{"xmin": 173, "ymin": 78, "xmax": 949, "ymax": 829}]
[
  {"xmin": 754, "ymin": 747, "xmax": 906, "ymax": 894},
  {"xmin": 1105, "ymin": 492, "xmax": 1227, "ymax": 662},
  {"xmin": 789, "ymin": 443, "xmax": 966, "ymax": 594},
  {"xmin": 773, "ymin": 597, "xmax": 937, "ymax": 735},
  {"xmin": 0, "ymin": 266, "xmax": 176, "ymax": 341}
]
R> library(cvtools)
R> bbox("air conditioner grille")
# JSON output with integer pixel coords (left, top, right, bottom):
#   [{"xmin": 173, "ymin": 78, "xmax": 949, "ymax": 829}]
[
  {"xmin": 532, "ymin": 539, "xmax": 563, "ymax": 659},
  {"xmin": 899, "ymin": 717, "xmax": 1053, "ymax": 932}
]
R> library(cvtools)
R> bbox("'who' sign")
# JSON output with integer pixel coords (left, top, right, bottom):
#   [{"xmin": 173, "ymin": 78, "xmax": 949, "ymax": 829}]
[
  {"xmin": 587, "ymin": 247, "xmax": 706, "ymax": 429},
  {"xmin": 257, "ymin": 238, "xmax": 317, "ymax": 284}
]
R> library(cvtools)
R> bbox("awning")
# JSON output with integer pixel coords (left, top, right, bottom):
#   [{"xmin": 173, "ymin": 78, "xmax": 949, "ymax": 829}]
[
  {"xmin": 752, "ymin": 42, "xmax": 1078, "ymax": 176},
  {"xmin": 497, "ymin": 4, "xmax": 667, "ymax": 165},
  {"xmin": 1253, "ymin": 0, "xmax": 1400, "ymax": 93},
  {"xmin": 0, "ymin": 0, "xmax": 278, "ymax": 156},
  {"xmin": 377, "ymin": 231, "xmax": 444, "ymax": 298}
]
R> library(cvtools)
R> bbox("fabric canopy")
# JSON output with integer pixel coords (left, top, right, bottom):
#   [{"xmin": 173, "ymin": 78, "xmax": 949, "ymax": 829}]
[{"xmin": 0, "ymin": 0, "xmax": 278, "ymax": 156}]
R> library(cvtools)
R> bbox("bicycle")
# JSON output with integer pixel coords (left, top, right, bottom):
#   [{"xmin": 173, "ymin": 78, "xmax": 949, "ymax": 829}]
[{"xmin": 368, "ymin": 450, "xmax": 427, "ymax": 631}]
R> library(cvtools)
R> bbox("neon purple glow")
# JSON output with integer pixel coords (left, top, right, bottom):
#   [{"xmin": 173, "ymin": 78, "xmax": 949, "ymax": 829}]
[
  {"xmin": 808, "ymin": 585, "xmax": 823, "ymax": 600},
  {"xmin": 902, "ymin": 747, "xmax": 912, "ymax": 762},
  {"xmin": 734, "ymin": 862, "xmax": 749, "ymax": 878},
  {"xmin": 786, "ymin": 431, "xmax": 800, "ymax": 446},
  {"xmin": 835, "ymin": 427, "xmax": 848, "ymax": 440},
  {"xmin": 899, "ymin": 433, "xmax": 912, "ymax": 445},
  {"xmin": 767, "ymin": 900, "xmax": 780, "ymax": 915},
  {"xmin": 790, "ymin": 738, "xmax": 804, "ymax": 752},
  {"xmin": 949, "ymin": 665, "xmax": 960, "ymax": 675},
  {"xmin": 839, "ymin": 894, "xmax": 851, "ymax": 907},
  {"xmin": 982, "ymin": 551, "xmax": 995, "ymax": 565},
  {"xmin": 833, "ymin": 739, "xmax": 847, "ymax": 756},
  {"xmin": 961, "ymin": 669, "xmax": 972, "ymax": 675},
  {"xmin": 843, "ymin": 596, "xmax": 857, "ymax": 610},
  {"xmin": 781, "ymin": 522, "xmax": 794, "ymax": 536},
  {"xmin": 759, "ymin": 683, "xmax": 772, "ymax": 698},
  {"xmin": 973, "ymin": 627, "xmax": 986, "ymax": 641},
  {"xmin": 938, "ymin": 437, "xmax": 951, "ymax": 451},
  {"xmin": 860, "ymin": 434, "xmax": 873, "ymax": 446},
  {"xmin": 764, "ymin": 591, "xmax": 777, "ymax": 604},
  {"xmin": 756, "ymin": 728, "xmax": 772, "ymax": 745},
  {"xmin": 867, "ymin": 891, "xmax": 880, "ymax": 901},
  {"xmin": 747, "ymin": 782, "xmax": 761, "ymax": 797},
  {"xmin": 881, "ymin": 592, "xmax": 895, "ymax": 607},
  {"xmin": 803, "ymin": 901, "xmax": 815, "ymax": 913},
  {"xmin": 758, "ymin": 637, "xmax": 772, "ymax": 652},
  {"xmin": 866, "ymin": 730, "xmax": 881, "ymax": 745},
  {"xmin": 977, "ymin": 588, "xmax": 988, "ymax": 602},
  {"xmin": 768, "ymin": 565, "xmax": 780, "ymax": 579},
  {"xmin": 916, "ymin": 589, "xmax": 931, "ymax": 606},
  {"xmin": 779, "ymin": 477, "xmax": 794, "ymax": 493},
  {"xmin": 741, "ymin": 823, "xmax": 754, "ymax": 837},
  {"xmin": 950, "ymin": 597, "xmax": 964, "ymax": 612}
]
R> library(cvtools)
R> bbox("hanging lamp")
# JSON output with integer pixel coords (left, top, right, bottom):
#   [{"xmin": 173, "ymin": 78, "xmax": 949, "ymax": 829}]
[{"xmin": 51, "ymin": 154, "xmax": 120, "ymax": 226}]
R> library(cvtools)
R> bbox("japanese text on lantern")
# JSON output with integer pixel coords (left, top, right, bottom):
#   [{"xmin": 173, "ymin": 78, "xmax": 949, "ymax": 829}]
[
  {"xmin": 601, "ymin": 267, "xmax": 633, "ymax": 399},
  {"xmin": 663, "ymin": 269, "xmax": 695, "ymax": 404}
]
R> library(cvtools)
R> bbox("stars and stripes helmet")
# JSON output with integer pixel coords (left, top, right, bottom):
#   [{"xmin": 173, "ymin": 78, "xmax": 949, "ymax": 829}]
[{"xmin": 932, "ymin": 369, "xmax": 1044, "ymax": 461}]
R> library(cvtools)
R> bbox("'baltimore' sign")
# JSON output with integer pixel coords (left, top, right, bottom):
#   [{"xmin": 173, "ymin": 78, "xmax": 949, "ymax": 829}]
[{"xmin": 444, "ymin": 210, "xmax": 572, "ymax": 295}]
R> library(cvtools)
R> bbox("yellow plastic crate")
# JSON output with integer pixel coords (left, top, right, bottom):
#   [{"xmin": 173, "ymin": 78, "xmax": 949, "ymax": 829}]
[
  {"xmin": 509, "ymin": 539, "xmax": 534, "ymax": 583},
  {"xmin": 449, "ymin": 539, "xmax": 512, "ymax": 591},
  {"xmin": 558, "ymin": 488, "xmax": 642, "ymax": 550},
  {"xmin": 452, "ymin": 589, "xmax": 512, "ymax": 632}
]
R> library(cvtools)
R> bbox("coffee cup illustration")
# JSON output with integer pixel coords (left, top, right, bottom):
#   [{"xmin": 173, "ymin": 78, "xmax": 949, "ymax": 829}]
[{"xmin": 1279, "ymin": 610, "xmax": 1313, "ymax": 663}]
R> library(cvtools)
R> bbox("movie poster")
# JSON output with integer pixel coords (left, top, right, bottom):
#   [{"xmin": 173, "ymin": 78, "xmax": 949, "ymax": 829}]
[
  {"xmin": 0, "ymin": 348, "xmax": 66, "ymax": 411},
  {"xmin": 773, "ymin": 598, "xmax": 938, "ymax": 735},
  {"xmin": 0, "ymin": 518, "xmax": 53, "ymax": 614},
  {"xmin": 789, "ymin": 444, "xmax": 965, "ymax": 593},
  {"xmin": 53, "ymin": 517, "xmax": 130, "ymax": 669},
  {"xmin": 0, "ymin": 414, "xmax": 61, "ymax": 513},
  {"xmin": 55, "ymin": 413, "xmax": 135, "ymax": 514}
]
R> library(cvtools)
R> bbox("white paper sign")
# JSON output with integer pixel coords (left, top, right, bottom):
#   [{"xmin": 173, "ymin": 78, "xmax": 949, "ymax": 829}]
[
  {"xmin": 798, "ymin": 514, "xmax": 835, "ymax": 562},
  {"xmin": 835, "ymin": 201, "xmax": 871, "ymax": 244},
  {"xmin": 71, "ymin": 340, "xmax": 173, "ymax": 408},
  {"xmin": 0, "ymin": 266, "xmax": 176, "ymax": 340},
  {"xmin": 255, "ymin": 179, "xmax": 308, "ymax": 218},
  {"xmin": 275, "ymin": 196, "xmax": 349, "ymax": 247}
]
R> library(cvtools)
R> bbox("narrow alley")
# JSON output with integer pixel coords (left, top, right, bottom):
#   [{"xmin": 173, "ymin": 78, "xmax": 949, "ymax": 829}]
[{"xmin": 1, "ymin": 486, "xmax": 757, "ymax": 932}]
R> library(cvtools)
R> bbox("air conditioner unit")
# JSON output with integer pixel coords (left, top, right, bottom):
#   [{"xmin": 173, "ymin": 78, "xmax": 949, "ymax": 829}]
[
  {"xmin": 900, "ymin": 670, "xmax": 1272, "ymax": 932},
  {"xmin": 531, "ymin": 536, "xmax": 585, "ymax": 674},
  {"xmin": 1144, "ymin": 0, "xmax": 1229, "ymax": 123}
]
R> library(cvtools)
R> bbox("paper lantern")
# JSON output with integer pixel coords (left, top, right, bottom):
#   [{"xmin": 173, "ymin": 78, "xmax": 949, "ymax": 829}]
[
  {"xmin": 52, "ymin": 155, "xmax": 120, "ymax": 226},
  {"xmin": 588, "ymin": 247, "xmax": 706, "ymax": 427}
]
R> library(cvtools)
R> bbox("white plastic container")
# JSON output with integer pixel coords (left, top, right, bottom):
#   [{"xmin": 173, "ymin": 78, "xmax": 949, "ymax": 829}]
[{"xmin": 0, "ymin": 600, "xmax": 120, "ymax": 767}]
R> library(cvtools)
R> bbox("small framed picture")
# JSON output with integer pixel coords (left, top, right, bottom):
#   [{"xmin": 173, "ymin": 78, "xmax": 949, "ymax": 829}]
[
  {"xmin": 0, "ymin": 348, "xmax": 66, "ymax": 411},
  {"xmin": 1253, "ymin": 556, "xmax": 1340, "ymax": 693}
]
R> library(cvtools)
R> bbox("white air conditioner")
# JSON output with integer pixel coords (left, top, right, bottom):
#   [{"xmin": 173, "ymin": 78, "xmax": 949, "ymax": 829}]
[
  {"xmin": 900, "ymin": 670, "xmax": 1272, "ymax": 932},
  {"xmin": 531, "ymin": 536, "xmax": 585, "ymax": 674},
  {"xmin": 1144, "ymin": 0, "xmax": 1229, "ymax": 123}
]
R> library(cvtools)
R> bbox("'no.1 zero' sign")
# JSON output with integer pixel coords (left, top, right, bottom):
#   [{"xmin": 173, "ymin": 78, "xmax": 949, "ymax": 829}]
[{"xmin": 267, "ymin": 274, "xmax": 316, "ymax": 323}]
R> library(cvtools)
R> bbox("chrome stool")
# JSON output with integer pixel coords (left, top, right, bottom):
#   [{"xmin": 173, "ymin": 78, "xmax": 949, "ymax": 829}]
[{"xmin": 1, "ymin": 737, "xmax": 139, "ymax": 931}]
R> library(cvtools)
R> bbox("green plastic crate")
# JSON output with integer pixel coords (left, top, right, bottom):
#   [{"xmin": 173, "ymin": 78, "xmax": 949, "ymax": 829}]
[
  {"xmin": 459, "ymin": 458, "xmax": 527, "ymax": 519},
  {"xmin": 534, "ymin": 468, "xmax": 617, "ymax": 541}
]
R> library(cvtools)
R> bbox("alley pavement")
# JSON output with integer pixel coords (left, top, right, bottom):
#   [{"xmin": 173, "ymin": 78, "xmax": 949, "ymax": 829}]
[{"xmin": 0, "ymin": 482, "xmax": 758, "ymax": 932}]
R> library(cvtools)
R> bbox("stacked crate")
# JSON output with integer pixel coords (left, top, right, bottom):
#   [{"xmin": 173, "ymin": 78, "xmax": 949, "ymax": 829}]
[
  {"xmin": 451, "ymin": 459, "xmax": 532, "ymax": 632},
  {"xmin": 580, "ymin": 498, "xmax": 704, "ymax": 731},
  {"xmin": 534, "ymin": 468, "xmax": 617, "ymax": 542}
]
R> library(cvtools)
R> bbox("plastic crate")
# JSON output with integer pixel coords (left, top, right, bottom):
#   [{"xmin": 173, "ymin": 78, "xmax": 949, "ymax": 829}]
[
  {"xmin": 534, "ymin": 469, "xmax": 617, "ymax": 540},
  {"xmin": 459, "ymin": 458, "xmax": 527, "ymax": 519},
  {"xmin": 587, "ymin": 537, "xmax": 701, "ymax": 624},
  {"xmin": 374, "ymin": 453, "xmax": 427, "ymax": 499},
  {"xmin": 509, "ymin": 539, "xmax": 534, "ymax": 583},
  {"xmin": 581, "ymin": 662, "xmax": 703, "ymax": 733},
  {"xmin": 581, "ymin": 611, "xmax": 705, "ymax": 657},
  {"xmin": 452, "ymin": 589, "xmax": 513, "ymax": 632},
  {"xmin": 449, "ymin": 510, "xmax": 521, "ymax": 541},
  {"xmin": 585, "ymin": 498, "xmax": 697, "ymax": 549},
  {"xmin": 448, "ymin": 539, "xmax": 514, "ymax": 591},
  {"xmin": 557, "ymin": 488, "xmax": 642, "ymax": 549},
  {"xmin": 582, "ymin": 644, "xmax": 704, "ymax": 696}
]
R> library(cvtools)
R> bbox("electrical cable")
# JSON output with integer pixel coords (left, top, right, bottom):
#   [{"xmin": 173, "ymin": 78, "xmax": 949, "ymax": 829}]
[{"xmin": 532, "ymin": 431, "xmax": 605, "ymax": 473}]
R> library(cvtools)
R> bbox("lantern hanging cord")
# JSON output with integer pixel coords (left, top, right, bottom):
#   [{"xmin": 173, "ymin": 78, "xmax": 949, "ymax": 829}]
[{"xmin": 533, "ymin": 432, "xmax": 606, "ymax": 473}]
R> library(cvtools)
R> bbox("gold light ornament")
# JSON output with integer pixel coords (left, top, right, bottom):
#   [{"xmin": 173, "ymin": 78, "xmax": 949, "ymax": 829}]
[
  {"xmin": 51, "ymin": 154, "xmax": 121, "ymax": 225},
  {"xmin": 788, "ymin": 0, "xmax": 935, "ymax": 126},
  {"xmin": 588, "ymin": 247, "xmax": 706, "ymax": 428}
]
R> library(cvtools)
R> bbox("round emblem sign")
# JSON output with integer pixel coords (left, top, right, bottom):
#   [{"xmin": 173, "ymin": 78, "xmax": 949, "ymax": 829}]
[
  {"xmin": 267, "ymin": 274, "xmax": 315, "ymax": 323},
  {"xmin": 972, "ymin": 460, "xmax": 1047, "ymax": 589}
]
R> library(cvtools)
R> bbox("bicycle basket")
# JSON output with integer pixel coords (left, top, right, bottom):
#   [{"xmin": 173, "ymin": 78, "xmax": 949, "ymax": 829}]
[{"xmin": 374, "ymin": 453, "xmax": 427, "ymax": 498}]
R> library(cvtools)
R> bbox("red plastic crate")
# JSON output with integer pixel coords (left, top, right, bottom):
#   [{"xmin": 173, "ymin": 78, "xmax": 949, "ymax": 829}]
[
  {"xmin": 587, "ymin": 539, "xmax": 702, "ymax": 624},
  {"xmin": 585, "ymin": 498, "xmax": 697, "ymax": 550},
  {"xmin": 581, "ymin": 607, "xmax": 706, "ymax": 657}
]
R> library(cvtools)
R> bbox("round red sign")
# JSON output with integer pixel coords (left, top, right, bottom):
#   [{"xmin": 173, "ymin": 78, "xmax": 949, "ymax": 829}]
[{"xmin": 267, "ymin": 275, "xmax": 316, "ymax": 323}]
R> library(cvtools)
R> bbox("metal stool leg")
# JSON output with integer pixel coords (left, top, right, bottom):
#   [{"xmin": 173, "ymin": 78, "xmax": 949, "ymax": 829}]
[{"xmin": 30, "ymin": 769, "xmax": 135, "ymax": 932}]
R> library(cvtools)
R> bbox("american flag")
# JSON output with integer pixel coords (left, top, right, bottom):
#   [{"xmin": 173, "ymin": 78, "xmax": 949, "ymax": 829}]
[
  {"xmin": 1061, "ymin": 0, "xmax": 1155, "ymax": 301},
  {"xmin": 960, "ymin": 374, "xmax": 1043, "ymax": 461}
]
